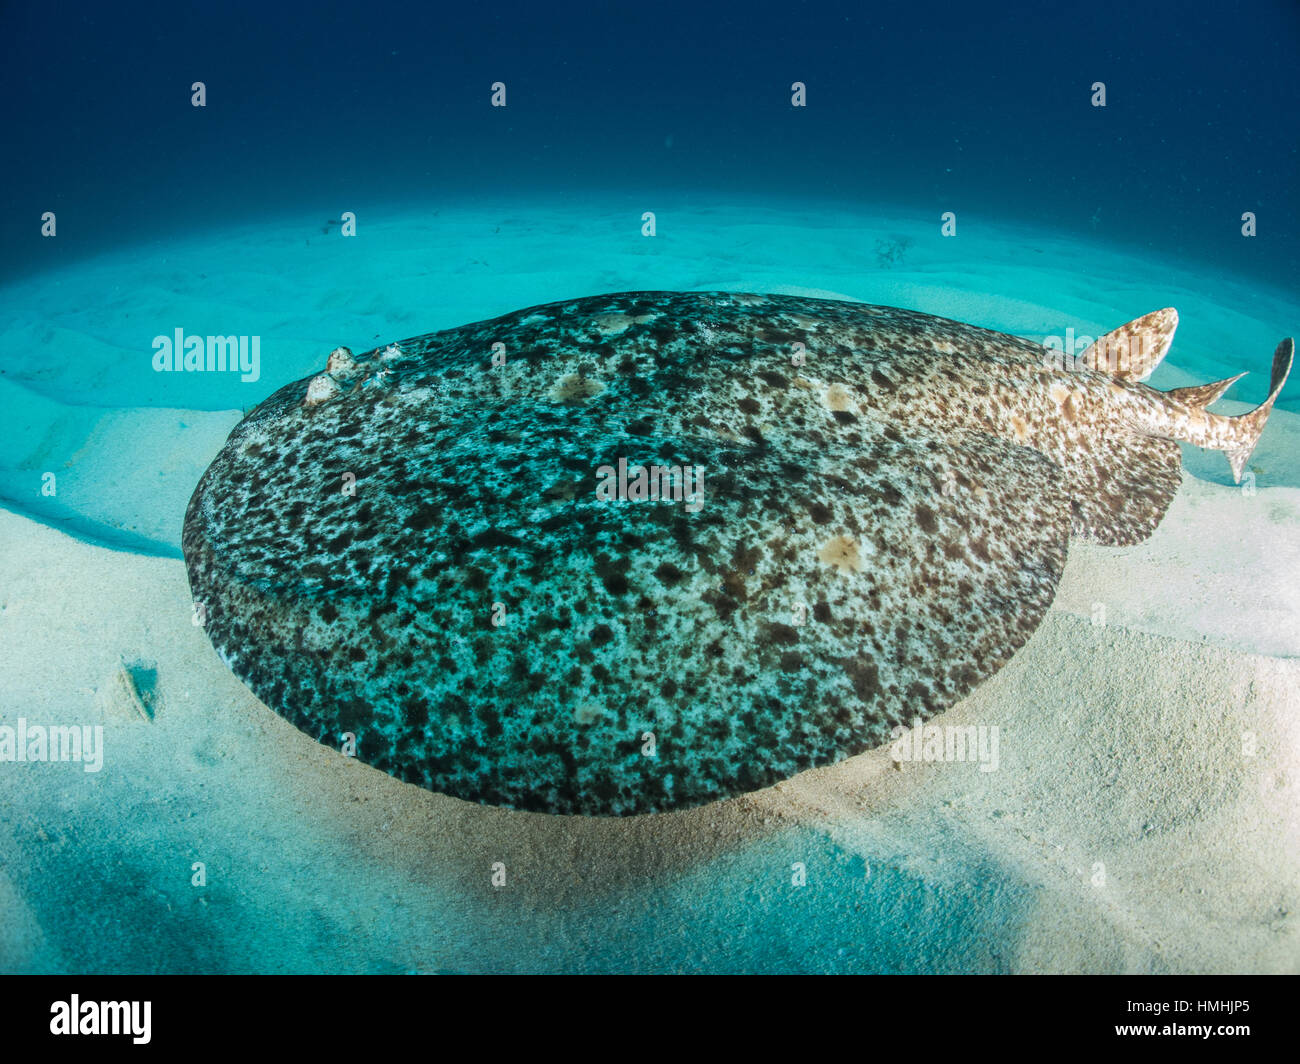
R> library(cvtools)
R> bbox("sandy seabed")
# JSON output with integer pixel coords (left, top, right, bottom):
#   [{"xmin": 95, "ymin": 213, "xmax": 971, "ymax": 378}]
[{"xmin": 1, "ymin": 199, "xmax": 1297, "ymax": 973}]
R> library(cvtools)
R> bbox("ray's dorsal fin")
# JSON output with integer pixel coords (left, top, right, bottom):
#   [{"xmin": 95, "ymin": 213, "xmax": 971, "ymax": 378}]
[
  {"xmin": 1080, "ymin": 307, "xmax": 1178, "ymax": 381},
  {"xmin": 1165, "ymin": 371, "xmax": 1246, "ymax": 409}
]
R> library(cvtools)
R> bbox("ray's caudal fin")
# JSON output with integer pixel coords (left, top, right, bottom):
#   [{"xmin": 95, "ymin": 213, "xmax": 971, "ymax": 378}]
[
  {"xmin": 1223, "ymin": 338, "xmax": 1293, "ymax": 482},
  {"xmin": 1165, "ymin": 337, "xmax": 1293, "ymax": 483}
]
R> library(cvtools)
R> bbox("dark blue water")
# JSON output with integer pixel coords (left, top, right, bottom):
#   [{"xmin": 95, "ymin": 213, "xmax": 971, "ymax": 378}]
[{"xmin": 3, "ymin": 0, "xmax": 1297, "ymax": 289}]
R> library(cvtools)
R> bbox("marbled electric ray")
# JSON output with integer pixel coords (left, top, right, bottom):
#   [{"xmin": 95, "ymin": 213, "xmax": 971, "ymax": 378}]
[{"xmin": 183, "ymin": 293, "xmax": 1293, "ymax": 814}]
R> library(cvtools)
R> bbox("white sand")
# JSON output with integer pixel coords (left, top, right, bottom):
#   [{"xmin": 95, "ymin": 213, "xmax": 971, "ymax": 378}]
[{"xmin": 0, "ymin": 200, "xmax": 1296, "ymax": 973}]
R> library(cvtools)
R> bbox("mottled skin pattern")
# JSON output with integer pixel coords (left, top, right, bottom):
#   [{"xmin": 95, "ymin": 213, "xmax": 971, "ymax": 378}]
[{"xmin": 183, "ymin": 292, "xmax": 1291, "ymax": 815}]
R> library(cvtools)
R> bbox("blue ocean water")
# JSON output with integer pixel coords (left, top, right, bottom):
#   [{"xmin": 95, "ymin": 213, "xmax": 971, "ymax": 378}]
[{"xmin": 1, "ymin": 1, "xmax": 1298, "ymax": 977}]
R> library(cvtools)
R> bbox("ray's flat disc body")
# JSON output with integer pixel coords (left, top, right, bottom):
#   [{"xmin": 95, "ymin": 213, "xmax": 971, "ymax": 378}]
[{"xmin": 184, "ymin": 292, "xmax": 1077, "ymax": 814}]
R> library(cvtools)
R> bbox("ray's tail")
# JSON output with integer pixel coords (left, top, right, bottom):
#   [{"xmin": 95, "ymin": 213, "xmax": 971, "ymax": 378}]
[
  {"xmin": 1166, "ymin": 338, "xmax": 1294, "ymax": 482},
  {"xmin": 1063, "ymin": 311, "xmax": 1293, "ymax": 545}
]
